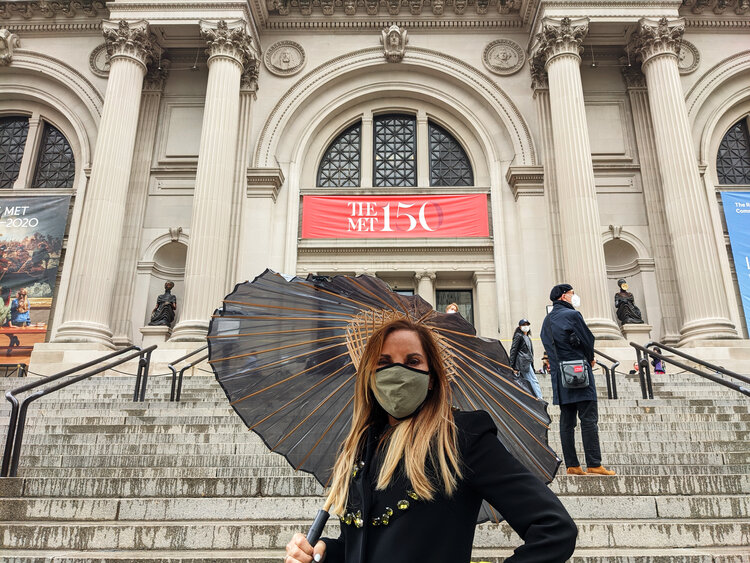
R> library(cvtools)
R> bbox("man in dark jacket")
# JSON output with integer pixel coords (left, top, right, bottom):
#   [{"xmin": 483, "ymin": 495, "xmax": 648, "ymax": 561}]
[{"xmin": 540, "ymin": 283, "xmax": 616, "ymax": 476}]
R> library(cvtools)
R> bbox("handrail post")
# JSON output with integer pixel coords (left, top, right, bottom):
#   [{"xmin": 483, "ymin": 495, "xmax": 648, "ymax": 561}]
[
  {"xmin": 610, "ymin": 363, "xmax": 618, "ymax": 400},
  {"xmin": 8, "ymin": 392, "xmax": 39, "ymax": 478},
  {"xmin": 644, "ymin": 357, "xmax": 654, "ymax": 399},
  {"xmin": 602, "ymin": 364, "xmax": 613, "ymax": 400},
  {"xmin": 176, "ymin": 364, "xmax": 189, "ymax": 402},
  {"xmin": 169, "ymin": 365, "xmax": 178, "ymax": 402},
  {"xmin": 1, "ymin": 393, "xmax": 19, "ymax": 477},
  {"xmin": 133, "ymin": 366, "xmax": 143, "ymax": 402},
  {"xmin": 635, "ymin": 349, "xmax": 648, "ymax": 399},
  {"xmin": 137, "ymin": 349, "xmax": 152, "ymax": 403}
]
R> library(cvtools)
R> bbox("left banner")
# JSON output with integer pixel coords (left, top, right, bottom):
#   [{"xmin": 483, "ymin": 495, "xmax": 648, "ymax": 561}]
[{"xmin": 0, "ymin": 196, "xmax": 71, "ymax": 365}]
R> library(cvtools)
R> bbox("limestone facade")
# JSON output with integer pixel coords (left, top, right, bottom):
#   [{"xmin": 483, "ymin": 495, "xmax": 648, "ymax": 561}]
[{"xmin": 1, "ymin": 0, "xmax": 749, "ymax": 350}]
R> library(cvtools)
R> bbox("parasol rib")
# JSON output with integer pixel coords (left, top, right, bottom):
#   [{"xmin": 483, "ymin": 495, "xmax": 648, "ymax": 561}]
[
  {"xmin": 208, "ymin": 327, "xmax": 345, "ymax": 339},
  {"xmin": 210, "ymin": 335, "xmax": 346, "ymax": 363},
  {"xmin": 222, "ymin": 300, "xmax": 358, "ymax": 318},
  {"xmin": 297, "ymin": 394, "xmax": 355, "ymax": 475}
]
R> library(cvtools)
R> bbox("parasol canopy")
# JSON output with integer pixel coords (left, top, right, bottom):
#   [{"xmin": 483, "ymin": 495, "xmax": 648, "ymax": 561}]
[{"xmin": 208, "ymin": 269, "xmax": 560, "ymax": 523}]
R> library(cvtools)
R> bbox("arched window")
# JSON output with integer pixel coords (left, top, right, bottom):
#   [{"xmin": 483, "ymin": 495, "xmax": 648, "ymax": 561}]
[
  {"xmin": 0, "ymin": 116, "xmax": 30, "ymax": 189},
  {"xmin": 0, "ymin": 114, "xmax": 75, "ymax": 190},
  {"xmin": 317, "ymin": 113, "xmax": 473, "ymax": 188},
  {"xmin": 717, "ymin": 117, "xmax": 750, "ymax": 185}
]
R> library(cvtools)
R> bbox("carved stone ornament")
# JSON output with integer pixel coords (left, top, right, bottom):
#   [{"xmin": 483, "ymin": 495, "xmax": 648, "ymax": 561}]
[
  {"xmin": 143, "ymin": 58, "xmax": 170, "ymax": 91},
  {"xmin": 0, "ymin": 1, "xmax": 107, "ymax": 21},
  {"xmin": 88, "ymin": 43, "xmax": 110, "ymax": 77},
  {"xmin": 677, "ymin": 39, "xmax": 700, "ymax": 74},
  {"xmin": 381, "ymin": 24, "xmax": 408, "ymax": 63},
  {"xmin": 621, "ymin": 63, "xmax": 646, "ymax": 88},
  {"xmin": 628, "ymin": 17, "xmax": 685, "ymax": 66},
  {"xmin": 200, "ymin": 20, "xmax": 255, "ymax": 69},
  {"xmin": 0, "ymin": 28, "xmax": 20, "ymax": 66},
  {"xmin": 531, "ymin": 17, "xmax": 589, "ymax": 71},
  {"xmin": 264, "ymin": 40, "xmax": 305, "ymax": 77},
  {"xmin": 483, "ymin": 39, "xmax": 524, "ymax": 76},
  {"xmin": 241, "ymin": 60, "xmax": 259, "ymax": 92},
  {"xmin": 102, "ymin": 20, "xmax": 155, "ymax": 68}
]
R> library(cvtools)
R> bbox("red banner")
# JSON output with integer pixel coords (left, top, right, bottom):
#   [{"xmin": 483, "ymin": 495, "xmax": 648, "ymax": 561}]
[{"xmin": 301, "ymin": 195, "xmax": 489, "ymax": 239}]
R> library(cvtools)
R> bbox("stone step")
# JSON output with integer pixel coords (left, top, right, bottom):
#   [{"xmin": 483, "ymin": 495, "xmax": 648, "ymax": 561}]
[
  {"xmin": 1, "ymin": 547, "xmax": 748, "ymax": 563},
  {"xmin": 1, "ymin": 494, "xmax": 748, "ymax": 522},
  {"xmin": 2, "ymin": 474, "xmax": 747, "ymax": 498},
  {"xmin": 1, "ymin": 519, "xmax": 748, "ymax": 550}
]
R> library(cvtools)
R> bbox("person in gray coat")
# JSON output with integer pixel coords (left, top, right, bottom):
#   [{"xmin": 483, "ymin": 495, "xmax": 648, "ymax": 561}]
[
  {"xmin": 509, "ymin": 319, "xmax": 542, "ymax": 399},
  {"xmin": 540, "ymin": 283, "xmax": 616, "ymax": 476}
]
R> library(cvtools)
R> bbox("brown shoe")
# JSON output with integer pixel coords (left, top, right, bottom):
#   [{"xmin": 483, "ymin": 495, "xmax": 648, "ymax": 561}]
[
  {"xmin": 586, "ymin": 465, "xmax": 616, "ymax": 476},
  {"xmin": 566, "ymin": 466, "xmax": 586, "ymax": 475}
]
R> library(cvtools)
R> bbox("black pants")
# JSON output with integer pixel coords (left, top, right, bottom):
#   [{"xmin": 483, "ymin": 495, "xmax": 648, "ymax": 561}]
[{"xmin": 559, "ymin": 400, "xmax": 602, "ymax": 468}]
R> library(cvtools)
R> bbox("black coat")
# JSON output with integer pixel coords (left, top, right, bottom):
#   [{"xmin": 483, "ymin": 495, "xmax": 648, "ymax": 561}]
[
  {"xmin": 509, "ymin": 330, "xmax": 534, "ymax": 372},
  {"xmin": 321, "ymin": 410, "xmax": 577, "ymax": 562},
  {"xmin": 540, "ymin": 300, "xmax": 597, "ymax": 405}
]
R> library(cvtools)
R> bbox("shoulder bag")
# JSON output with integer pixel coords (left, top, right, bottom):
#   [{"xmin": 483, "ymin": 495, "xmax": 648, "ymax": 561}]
[{"xmin": 543, "ymin": 325, "xmax": 590, "ymax": 389}]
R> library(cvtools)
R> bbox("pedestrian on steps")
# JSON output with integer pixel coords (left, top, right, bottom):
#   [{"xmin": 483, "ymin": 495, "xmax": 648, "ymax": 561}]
[
  {"xmin": 510, "ymin": 319, "xmax": 543, "ymax": 400},
  {"xmin": 540, "ymin": 284, "xmax": 616, "ymax": 477}
]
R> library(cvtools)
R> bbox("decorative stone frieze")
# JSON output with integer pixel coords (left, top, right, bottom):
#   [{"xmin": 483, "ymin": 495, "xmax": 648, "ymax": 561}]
[
  {"xmin": 531, "ymin": 17, "xmax": 588, "ymax": 69},
  {"xmin": 628, "ymin": 17, "xmax": 684, "ymax": 66},
  {"xmin": 483, "ymin": 39, "xmax": 524, "ymax": 75},
  {"xmin": 200, "ymin": 20, "xmax": 254, "ymax": 69},
  {"xmin": 381, "ymin": 25, "xmax": 408, "ymax": 63},
  {"xmin": 267, "ymin": 0, "xmax": 521, "ymax": 16},
  {"xmin": 0, "ymin": 28, "xmax": 19, "ymax": 66},
  {"xmin": 102, "ymin": 20, "xmax": 154, "ymax": 69},
  {"xmin": 682, "ymin": 0, "xmax": 748, "ymax": 14},
  {"xmin": 264, "ymin": 40, "xmax": 305, "ymax": 77},
  {"xmin": 0, "ymin": 0, "xmax": 107, "ymax": 20}
]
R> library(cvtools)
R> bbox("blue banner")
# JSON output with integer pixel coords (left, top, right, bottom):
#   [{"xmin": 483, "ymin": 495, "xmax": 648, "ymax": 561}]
[{"xmin": 721, "ymin": 192, "xmax": 750, "ymax": 325}]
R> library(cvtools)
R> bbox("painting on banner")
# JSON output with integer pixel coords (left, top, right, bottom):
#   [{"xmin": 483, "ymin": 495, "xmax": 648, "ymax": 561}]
[
  {"xmin": 301, "ymin": 194, "xmax": 489, "ymax": 239},
  {"xmin": 0, "ymin": 196, "xmax": 71, "ymax": 366},
  {"xmin": 721, "ymin": 191, "xmax": 750, "ymax": 327}
]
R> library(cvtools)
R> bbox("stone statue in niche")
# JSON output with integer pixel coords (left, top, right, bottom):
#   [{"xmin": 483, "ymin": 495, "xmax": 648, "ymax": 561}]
[
  {"xmin": 381, "ymin": 24, "xmax": 407, "ymax": 63},
  {"xmin": 614, "ymin": 278, "xmax": 644, "ymax": 325},
  {"xmin": 148, "ymin": 281, "xmax": 177, "ymax": 327}
]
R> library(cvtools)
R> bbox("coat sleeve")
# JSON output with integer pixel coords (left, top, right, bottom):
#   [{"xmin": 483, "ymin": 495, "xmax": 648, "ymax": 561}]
[
  {"xmin": 460, "ymin": 411, "xmax": 577, "ymax": 562},
  {"xmin": 509, "ymin": 332, "xmax": 521, "ymax": 370}
]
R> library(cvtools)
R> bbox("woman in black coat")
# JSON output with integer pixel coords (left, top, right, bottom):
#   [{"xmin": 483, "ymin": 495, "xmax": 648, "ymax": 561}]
[
  {"xmin": 284, "ymin": 318, "xmax": 577, "ymax": 563},
  {"xmin": 509, "ymin": 318, "xmax": 543, "ymax": 399}
]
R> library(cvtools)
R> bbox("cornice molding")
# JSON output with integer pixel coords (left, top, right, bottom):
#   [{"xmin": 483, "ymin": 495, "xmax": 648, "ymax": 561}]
[
  {"xmin": 262, "ymin": 16, "xmax": 524, "ymax": 28},
  {"xmin": 1, "ymin": 21, "xmax": 101, "ymax": 33},
  {"xmin": 246, "ymin": 167, "xmax": 284, "ymax": 201},
  {"xmin": 297, "ymin": 240, "xmax": 494, "ymax": 254},
  {"xmin": 505, "ymin": 165, "xmax": 544, "ymax": 200}
]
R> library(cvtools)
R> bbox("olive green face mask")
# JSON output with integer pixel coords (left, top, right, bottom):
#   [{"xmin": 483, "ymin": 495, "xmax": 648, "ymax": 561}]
[{"xmin": 374, "ymin": 363, "xmax": 431, "ymax": 420}]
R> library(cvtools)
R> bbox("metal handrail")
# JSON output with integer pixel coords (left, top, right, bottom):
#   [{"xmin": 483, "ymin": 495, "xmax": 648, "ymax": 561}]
[
  {"xmin": 630, "ymin": 341, "xmax": 750, "ymax": 399},
  {"xmin": 1, "ymin": 345, "xmax": 156, "ymax": 478},
  {"xmin": 593, "ymin": 348, "xmax": 619, "ymax": 399},
  {"xmin": 175, "ymin": 353, "xmax": 209, "ymax": 402},
  {"xmin": 167, "ymin": 345, "xmax": 208, "ymax": 401}
]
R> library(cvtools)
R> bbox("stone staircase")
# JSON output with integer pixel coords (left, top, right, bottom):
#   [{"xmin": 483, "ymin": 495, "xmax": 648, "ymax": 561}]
[{"xmin": 0, "ymin": 350, "xmax": 748, "ymax": 562}]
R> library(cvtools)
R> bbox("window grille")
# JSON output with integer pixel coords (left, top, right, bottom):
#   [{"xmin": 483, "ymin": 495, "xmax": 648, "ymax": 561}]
[
  {"xmin": 429, "ymin": 122, "xmax": 473, "ymax": 186},
  {"xmin": 0, "ymin": 116, "xmax": 30, "ymax": 189},
  {"xmin": 717, "ymin": 118, "xmax": 750, "ymax": 185},
  {"xmin": 373, "ymin": 115, "xmax": 417, "ymax": 187},
  {"xmin": 317, "ymin": 122, "xmax": 361, "ymax": 187},
  {"xmin": 32, "ymin": 122, "xmax": 76, "ymax": 189}
]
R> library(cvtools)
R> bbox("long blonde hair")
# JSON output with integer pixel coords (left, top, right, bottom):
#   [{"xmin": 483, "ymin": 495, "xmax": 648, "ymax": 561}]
[{"xmin": 325, "ymin": 319, "xmax": 462, "ymax": 515}]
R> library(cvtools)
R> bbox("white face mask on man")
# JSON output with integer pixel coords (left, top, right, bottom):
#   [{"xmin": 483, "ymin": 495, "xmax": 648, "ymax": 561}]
[{"xmin": 571, "ymin": 294, "xmax": 581, "ymax": 308}]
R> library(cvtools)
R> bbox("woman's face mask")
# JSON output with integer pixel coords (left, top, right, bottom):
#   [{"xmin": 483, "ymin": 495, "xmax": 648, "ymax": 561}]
[
  {"xmin": 374, "ymin": 363, "xmax": 431, "ymax": 420},
  {"xmin": 520, "ymin": 325, "xmax": 530, "ymax": 333}
]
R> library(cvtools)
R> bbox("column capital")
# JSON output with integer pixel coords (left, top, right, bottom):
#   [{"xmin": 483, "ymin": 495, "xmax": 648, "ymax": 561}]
[
  {"xmin": 102, "ymin": 20, "xmax": 154, "ymax": 70},
  {"xmin": 628, "ymin": 17, "xmax": 685, "ymax": 67},
  {"xmin": 621, "ymin": 62, "xmax": 647, "ymax": 89},
  {"xmin": 200, "ymin": 19, "xmax": 256, "ymax": 70},
  {"xmin": 143, "ymin": 58, "xmax": 170, "ymax": 92},
  {"xmin": 414, "ymin": 271, "xmax": 436, "ymax": 282},
  {"xmin": 241, "ymin": 59, "xmax": 260, "ymax": 93},
  {"xmin": 530, "ymin": 17, "xmax": 589, "ymax": 70},
  {"xmin": 529, "ymin": 56, "xmax": 548, "ymax": 91}
]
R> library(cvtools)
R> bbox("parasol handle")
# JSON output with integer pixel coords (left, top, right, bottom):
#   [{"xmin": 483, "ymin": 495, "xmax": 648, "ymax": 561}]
[{"xmin": 306, "ymin": 509, "xmax": 330, "ymax": 546}]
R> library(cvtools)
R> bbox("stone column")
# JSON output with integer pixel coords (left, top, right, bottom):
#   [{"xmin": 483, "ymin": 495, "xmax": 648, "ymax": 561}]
[
  {"xmin": 54, "ymin": 20, "xmax": 153, "ymax": 346},
  {"xmin": 622, "ymin": 65, "xmax": 682, "ymax": 344},
  {"xmin": 629, "ymin": 17, "xmax": 737, "ymax": 342},
  {"xmin": 111, "ymin": 61, "xmax": 170, "ymax": 346},
  {"xmin": 171, "ymin": 20, "xmax": 255, "ymax": 341},
  {"xmin": 414, "ymin": 271, "xmax": 436, "ymax": 308},
  {"xmin": 530, "ymin": 18, "xmax": 621, "ymax": 339},
  {"xmin": 226, "ymin": 65, "xmax": 259, "ymax": 287}
]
